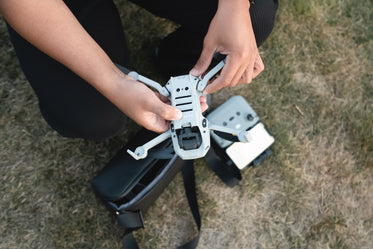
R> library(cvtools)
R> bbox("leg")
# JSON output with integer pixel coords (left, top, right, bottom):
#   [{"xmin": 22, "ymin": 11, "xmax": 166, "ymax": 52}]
[
  {"xmin": 130, "ymin": 0, "xmax": 279, "ymax": 75},
  {"xmin": 7, "ymin": 0, "xmax": 130, "ymax": 141},
  {"xmin": 250, "ymin": 0, "xmax": 279, "ymax": 47}
]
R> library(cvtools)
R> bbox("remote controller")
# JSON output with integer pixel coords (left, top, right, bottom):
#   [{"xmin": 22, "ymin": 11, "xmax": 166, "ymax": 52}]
[{"xmin": 207, "ymin": 96, "xmax": 274, "ymax": 169}]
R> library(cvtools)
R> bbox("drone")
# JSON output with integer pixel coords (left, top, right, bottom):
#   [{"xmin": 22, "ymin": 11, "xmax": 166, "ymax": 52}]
[{"xmin": 125, "ymin": 60, "xmax": 252, "ymax": 160}]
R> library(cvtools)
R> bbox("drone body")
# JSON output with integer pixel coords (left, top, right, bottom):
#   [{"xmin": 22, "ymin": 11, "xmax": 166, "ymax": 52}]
[
  {"xmin": 126, "ymin": 60, "xmax": 252, "ymax": 160},
  {"xmin": 166, "ymin": 74, "xmax": 210, "ymax": 160}
]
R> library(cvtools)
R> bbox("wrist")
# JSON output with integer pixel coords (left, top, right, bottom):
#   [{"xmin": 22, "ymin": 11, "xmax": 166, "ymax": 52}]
[
  {"xmin": 89, "ymin": 62, "xmax": 130, "ymax": 102},
  {"xmin": 216, "ymin": 0, "xmax": 251, "ymax": 18},
  {"xmin": 218, "ymin": 0, "xmax": 250, "ymax": 9}
]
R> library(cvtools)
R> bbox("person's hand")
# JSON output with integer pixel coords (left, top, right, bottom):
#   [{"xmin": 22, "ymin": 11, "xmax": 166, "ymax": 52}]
[
  {"xmin": 190, "ymin": 0, "xmax": 264, "ymax": 94},
  {"xmin": 114, "ymin": 75, "xmax": 179, "ymax": 133},
  {"xmin": 111, "ymin": 75, "xmax": 208, "ymax": 133}
]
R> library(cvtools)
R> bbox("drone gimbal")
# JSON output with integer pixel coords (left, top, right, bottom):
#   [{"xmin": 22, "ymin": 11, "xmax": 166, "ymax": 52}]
[{"xmin": 124, "ymin": 60, "xmax": 252, "ymax": 160}]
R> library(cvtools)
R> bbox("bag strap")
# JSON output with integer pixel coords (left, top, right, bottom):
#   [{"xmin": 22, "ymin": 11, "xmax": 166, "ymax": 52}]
[
  {"xmin": 118, "ymin": 211, "xmax": 144, "ymax": 249},
  {"xmin": 178, "ymin": 160, "xmax": 201, "ymax": 249},
  {"xmin": 122, "ymin": 232, "xmax": 139, "ymax": 249}
]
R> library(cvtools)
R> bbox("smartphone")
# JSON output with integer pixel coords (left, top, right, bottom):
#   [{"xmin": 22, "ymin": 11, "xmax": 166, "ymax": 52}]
[{"xmin": 226, "ymin": 122, "xmax": 274, "ymax": 169}]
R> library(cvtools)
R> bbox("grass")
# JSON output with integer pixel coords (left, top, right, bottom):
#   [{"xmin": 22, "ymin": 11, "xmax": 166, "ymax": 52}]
[{"xmin": 1, "ymin": 0, "xmax": 372, "ymax": 248}]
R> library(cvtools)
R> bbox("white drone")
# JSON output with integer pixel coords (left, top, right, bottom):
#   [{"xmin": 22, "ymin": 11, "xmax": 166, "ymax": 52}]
[{"xmin": 125, "ymin": 60, "xmax": 252, "ymax": 160}]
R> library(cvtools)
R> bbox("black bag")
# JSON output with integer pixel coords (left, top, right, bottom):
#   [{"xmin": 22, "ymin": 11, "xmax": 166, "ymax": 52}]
[{"xmin": 92, "ymin": 129, "xmax": 200, "ymax": 249}]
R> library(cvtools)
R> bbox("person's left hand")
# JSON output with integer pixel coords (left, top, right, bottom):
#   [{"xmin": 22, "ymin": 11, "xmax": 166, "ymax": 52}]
[{"xmin": 190, "ymin": 0, "xmax": 264, "ymax": 94}]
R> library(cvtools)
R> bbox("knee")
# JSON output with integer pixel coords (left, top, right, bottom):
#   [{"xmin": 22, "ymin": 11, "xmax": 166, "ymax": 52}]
[
  {"xmin": 75, "ymin": 110, "xmax": 128, "ymax": 141},
  {"xmin": 40, "ymin": 103, "xmax": 128, "ymax": 141},
  {"xmin": 250, "ymin": 0, "xmax": 279, "ymax": 47}
]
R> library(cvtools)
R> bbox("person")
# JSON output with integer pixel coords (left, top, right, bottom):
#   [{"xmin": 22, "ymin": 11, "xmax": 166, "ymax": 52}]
[{"xmin": 0, "ymin": 0, "xmax": 278, "ymax": 141}]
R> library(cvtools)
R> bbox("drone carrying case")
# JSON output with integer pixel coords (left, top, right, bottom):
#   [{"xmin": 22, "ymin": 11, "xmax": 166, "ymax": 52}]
[
  {"xmin": 92, "ymin": 128, "xmax": 204, "ymax": 249},
  {"xmin": 92, "ymin": 129, "xmax": 184, "ymax": 210}
]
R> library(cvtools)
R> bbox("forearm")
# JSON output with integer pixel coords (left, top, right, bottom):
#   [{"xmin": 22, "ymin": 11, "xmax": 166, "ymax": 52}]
[
  {"xmin": 0, "ymin": 0, "xmax": 185, "ymax": 132},
  {"xmin": 0, "ymin": 0, "xmax": 125, "ymax": 99}
]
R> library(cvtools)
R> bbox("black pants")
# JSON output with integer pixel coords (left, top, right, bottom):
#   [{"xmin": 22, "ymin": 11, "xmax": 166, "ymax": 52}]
[{"xmin": 7, "ymin": 0, "xmax": 278, "ymax": 141}]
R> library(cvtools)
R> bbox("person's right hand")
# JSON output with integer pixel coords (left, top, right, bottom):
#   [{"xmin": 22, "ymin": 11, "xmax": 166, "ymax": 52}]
[{"xmin": 111, "ymin": 75, "xmax": 208, "ymax": 133}]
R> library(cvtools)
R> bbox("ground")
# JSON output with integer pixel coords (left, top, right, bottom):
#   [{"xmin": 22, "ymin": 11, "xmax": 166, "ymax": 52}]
[{"xmin": 0, "ymin": 0, "xmax": 372, "ymax": 248}]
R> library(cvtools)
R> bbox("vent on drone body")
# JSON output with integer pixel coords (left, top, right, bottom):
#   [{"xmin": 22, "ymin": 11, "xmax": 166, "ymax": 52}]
[{"xmin": 175, "ymin": 87, "xmax": 193, "ymax": 113}]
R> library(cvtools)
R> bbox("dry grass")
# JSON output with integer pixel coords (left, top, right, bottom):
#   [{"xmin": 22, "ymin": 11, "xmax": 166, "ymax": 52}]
[{"xmin": 1, "ymin": 0, "xmax": 372, "ymax": 248}]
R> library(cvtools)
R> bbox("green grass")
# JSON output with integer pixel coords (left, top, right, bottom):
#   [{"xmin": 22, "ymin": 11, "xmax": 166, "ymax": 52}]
[{"xmin": 1, "ymin": 0, "xmax": 372, "ymax": 248}]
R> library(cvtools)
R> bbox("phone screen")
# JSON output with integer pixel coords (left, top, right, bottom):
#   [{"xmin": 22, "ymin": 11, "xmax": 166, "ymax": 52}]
[{"xmin": 226, "ymin": 123, "xmax": 274, "ymax": 169}]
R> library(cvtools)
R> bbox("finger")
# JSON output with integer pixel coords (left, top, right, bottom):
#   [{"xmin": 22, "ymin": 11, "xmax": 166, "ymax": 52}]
[
  {"xmin": 231, "ymin": 63, "xmax": 250, "ymax": 86},
  {"xmin": 201, "ymin": 102, "xmax": 209, "ymax": 113},
  {"xmin": 152, "ymin": 101, "xmax": 182, "ymax": 121},
  {"xmin": 200, "ymin": 95, "xmax": 207, "ymax": 104},
  {"xmin": 204, "ymin": 55, "xmax": 241, "ymax": 94},
  {"xmin": 239, "ymin": 68, "xmax": 253, "ymax": 84},
  {"xmin": 236, "ymin": 57, "xmax": 255, "ymax": 84},
  {"xmin": 252, "ymin": 54, "xmax": 264, "ymax": 79},
  {"xmin": 199, "ymin": 95, "xmax": 208, "ymax": 113},
  {"xmin": 190, "ymin": 42, "xmax": 215, "ymax": 76},
  {"xmin": 155, "ymin": 92, "xmax": 171, "ymax": 104},
  {"xmin": 149, "ymin": 118, "xmax": 171, "ymax": 133}
]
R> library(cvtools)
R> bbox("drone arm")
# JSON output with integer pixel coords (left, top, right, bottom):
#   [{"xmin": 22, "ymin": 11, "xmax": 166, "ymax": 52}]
[
  {"xmin": 127, "ymin": 130, "xmax": 172, "ymax": 160},
  {"xmin": 128, "ymin": 71, "xmax": 170, "ymax": 97},
  {"xmin": 209, "ymin": 123, "xmax": 252, "ymax": 143},
  {"xmin": 197, "ymin": 59, "xmax": 226, "ymax": 92}
]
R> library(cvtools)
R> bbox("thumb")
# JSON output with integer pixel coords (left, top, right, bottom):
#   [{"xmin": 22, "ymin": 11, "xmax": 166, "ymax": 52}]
[
  {"xmin": 154, "ymin": 103, "xmax": 183, "ymax": 121},
  {"xmin": 190, "ymin": 44, "xmax": 215, "ymax": 76}
]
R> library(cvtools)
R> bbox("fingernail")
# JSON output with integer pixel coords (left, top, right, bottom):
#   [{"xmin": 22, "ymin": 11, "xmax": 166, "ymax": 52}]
[{"xmin": 175, "ymin": 110, "xmax": 183, "ymax": 120}]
